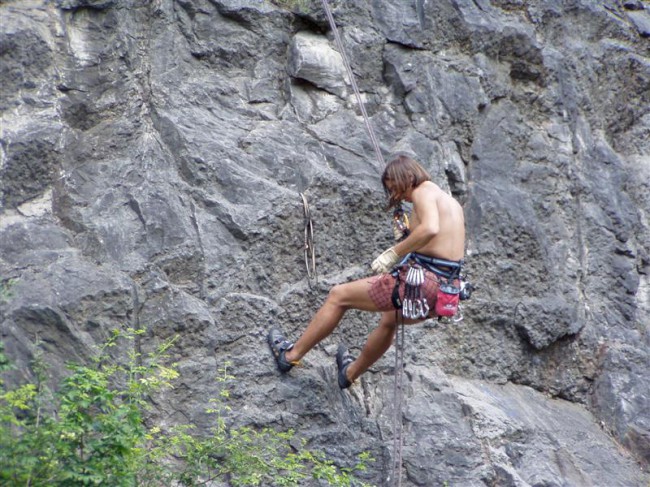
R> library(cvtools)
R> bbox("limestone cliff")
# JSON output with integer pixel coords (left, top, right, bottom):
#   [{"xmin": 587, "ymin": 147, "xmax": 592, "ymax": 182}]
[{"xmin": 1, "ymin": 0, "xmax": 649, "ymax": 485}]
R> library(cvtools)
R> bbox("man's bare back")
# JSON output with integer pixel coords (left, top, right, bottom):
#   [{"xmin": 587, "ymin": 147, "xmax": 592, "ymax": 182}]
[
  {"xmin": 387, "ymin": 180, "xmax": 465, "ymax": 263},
  {"xmin": 409, "ymin": 181, "xmax": 465, "ymax": 261}
]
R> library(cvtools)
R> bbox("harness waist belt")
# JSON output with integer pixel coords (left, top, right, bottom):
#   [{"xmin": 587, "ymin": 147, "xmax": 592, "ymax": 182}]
[{"xmin": 411, "ymin": 253, "xmax": 463, "ymax": 279}]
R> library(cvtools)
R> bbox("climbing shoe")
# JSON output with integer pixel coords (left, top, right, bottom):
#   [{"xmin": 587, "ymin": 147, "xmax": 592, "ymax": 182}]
[
  {"xmin": 336, "ymin": 344, "xmax": 355, "ymax": 389},
  {"xmin": 267, "ymin": 328, "xmax": 298, "ymax": 373}
]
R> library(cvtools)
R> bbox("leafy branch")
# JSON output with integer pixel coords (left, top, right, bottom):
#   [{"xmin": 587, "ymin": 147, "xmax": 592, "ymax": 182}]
[{"xmin": 0, "ymin": 328, "xmax": 374, "ymax": 486}]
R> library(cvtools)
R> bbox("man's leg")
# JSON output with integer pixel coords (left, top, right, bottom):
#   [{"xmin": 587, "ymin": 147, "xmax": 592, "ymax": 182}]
[
  {"xmin": 285, "ymin": 277, "xmax": 378, "ymax": 363},
  {"xmin": 343, "ymin": 311, "xmax": 424, "ymax": 383}
]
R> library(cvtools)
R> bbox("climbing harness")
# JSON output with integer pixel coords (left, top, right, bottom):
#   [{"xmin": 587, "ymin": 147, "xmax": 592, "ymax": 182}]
[
  {"xmin": 390, "ymin": 254, "xmax": 469, "ymax": 319},
  {"xmin": 300, "ymin": 192, "xmax": 317, "ymax": 288},
  {"xmin": 410, "ymin": 253, "xmax": 472, "ymax": 322}
]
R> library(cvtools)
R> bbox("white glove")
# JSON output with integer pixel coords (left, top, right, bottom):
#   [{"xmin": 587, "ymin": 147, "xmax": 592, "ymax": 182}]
[{"xmin": 371, "ymin": 247, "xmax": 400, "ymax": 274}]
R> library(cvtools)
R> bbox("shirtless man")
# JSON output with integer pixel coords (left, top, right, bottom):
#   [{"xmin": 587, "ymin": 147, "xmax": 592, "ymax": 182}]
[{"xmin": 268, "ymin": 155, "xmax": 466, "ymax": 388}]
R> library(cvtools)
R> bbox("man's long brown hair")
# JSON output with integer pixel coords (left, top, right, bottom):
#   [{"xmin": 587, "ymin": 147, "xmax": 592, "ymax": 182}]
[{"xmin": 381, "ymin": 155, "xmax": 431, "ymax": 209}]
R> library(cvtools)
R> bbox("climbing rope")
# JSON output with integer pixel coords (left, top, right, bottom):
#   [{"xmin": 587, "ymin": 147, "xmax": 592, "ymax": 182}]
[
  {"xmin": 300, "ymin": 192, "xmax": 317, "ymax": 287},
  {"xmin": 320, "ymin": 0, "xmax": 385, "ymax": 169},
  {"xmin": 319, "ymin": 1, "xmax": 405, "ymax": 484},
  {"xmin": 391, "ymin": 310, "xmax": 406, "ymax": 487}
]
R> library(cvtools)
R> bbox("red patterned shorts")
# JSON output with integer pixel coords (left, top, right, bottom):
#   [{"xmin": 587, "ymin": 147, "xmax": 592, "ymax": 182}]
[{"xmin": 368, "ymin": 266, "xmax": 441, "ymax": 314}]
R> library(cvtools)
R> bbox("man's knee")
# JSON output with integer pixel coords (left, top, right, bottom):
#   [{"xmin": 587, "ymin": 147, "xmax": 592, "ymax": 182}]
[
  {"xmin": 379, "ymin": 312, "xmax": 398, "ymax": 330},
  {"xmin": 327, "ymin": 283, "xmax": 345, "ymax": 303},
  {"xmin": 327, "ymin": 283, "xmax": 349, "ymax": 307}
]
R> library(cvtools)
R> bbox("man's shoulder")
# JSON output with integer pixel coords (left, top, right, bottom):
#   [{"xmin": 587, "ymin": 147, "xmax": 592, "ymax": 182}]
[
  {"xmin": 415, "ymin": 180, "xmax": 437, "ymax": 190},
  {"xmin": 414, "ymin": 181, "xmax": 441, "ymax": 198}
]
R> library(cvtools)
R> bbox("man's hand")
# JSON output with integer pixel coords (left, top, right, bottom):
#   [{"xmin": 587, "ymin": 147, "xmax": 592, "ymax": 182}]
[{"xmin": 371, "ymin": 247, "xmax": 400, "ymax": 274}]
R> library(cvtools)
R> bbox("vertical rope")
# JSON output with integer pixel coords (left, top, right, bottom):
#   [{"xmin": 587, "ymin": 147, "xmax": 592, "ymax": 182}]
[
  {"xmin": 392, "ymin": 315, "xmax": 405, "ymax": 487},
  {"xmin": 320, "ymin": 2, "xmax": 405, "ymax": 484},
  {"xmin": 320, "ymin": 0, "xmax": 385, "ymax": 169}
]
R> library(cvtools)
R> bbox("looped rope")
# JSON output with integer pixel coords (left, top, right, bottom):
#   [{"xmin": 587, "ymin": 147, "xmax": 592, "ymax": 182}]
[{"xmin": 300, "ymin": 192, "xmax": 317, "ymax": 287}]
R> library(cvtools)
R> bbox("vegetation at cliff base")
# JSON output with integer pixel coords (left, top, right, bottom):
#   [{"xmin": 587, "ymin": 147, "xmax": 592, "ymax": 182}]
[{"xmin": 0, "ymin": 329, "xmax": 373, "ymax": 486}]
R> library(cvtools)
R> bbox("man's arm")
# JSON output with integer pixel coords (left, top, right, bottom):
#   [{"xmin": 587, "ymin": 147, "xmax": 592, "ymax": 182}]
[{"xmin": 370, "ymin": 184, "xmax": 440, "ymax": 274}]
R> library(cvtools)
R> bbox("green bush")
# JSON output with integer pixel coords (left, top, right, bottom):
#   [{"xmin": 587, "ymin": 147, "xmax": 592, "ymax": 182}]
[{"xmin": 0, "ymin": 329, "xmax": 373, "ymax": 486}]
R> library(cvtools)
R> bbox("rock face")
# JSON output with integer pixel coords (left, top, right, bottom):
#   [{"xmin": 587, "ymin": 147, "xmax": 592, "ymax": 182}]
[{"xmin": 1, "ymin": 0, "xmax": 649, "ymax": 485}]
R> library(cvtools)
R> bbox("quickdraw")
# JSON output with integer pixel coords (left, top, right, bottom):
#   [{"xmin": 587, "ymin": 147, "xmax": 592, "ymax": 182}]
[{"xmin": 402, "ymin": 264, "xmax": 429, "ymax": 319}]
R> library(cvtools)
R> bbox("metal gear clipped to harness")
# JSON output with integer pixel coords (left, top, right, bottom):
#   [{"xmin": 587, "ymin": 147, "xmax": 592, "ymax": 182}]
[
  {"xmin": 402, "ymin": 264, "xmax": 429, "ymax": 319},
  {"xmin": 392, "ymin": 205, "xmax": 410, "ymax": 242}
]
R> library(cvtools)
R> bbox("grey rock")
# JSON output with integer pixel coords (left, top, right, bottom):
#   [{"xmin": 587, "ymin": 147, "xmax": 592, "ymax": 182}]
[
  {"xmin": 1, "ymin": 126, "xmax": 62, "ymax": 209},
  {"xmin": 288, "ymin": 31, "xmax": 350, "ymax": 98},
  {"xmin": 592, "ymin": 342, "xmax": 650, "ymax": 465},
  {"xmin": 624, "ymin": 0, "xmax": 644, "ymax": 10},
  {"xmin": 1, "ymin": 0, "xmax": 649, "ymax": 485},
  {"xmin": 628, "ymin": 9, "xmax": 650, "ymax": 37},
  {"xmin": 56, "ymin": 0, "xmax": 117, "ymax": 10},
  {"xmin": 450, "ymin": 374, "xmax": 647, "ymax": 487}
]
